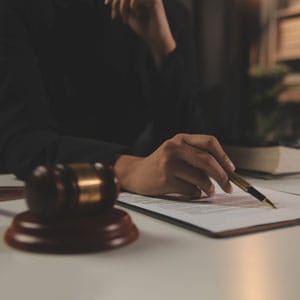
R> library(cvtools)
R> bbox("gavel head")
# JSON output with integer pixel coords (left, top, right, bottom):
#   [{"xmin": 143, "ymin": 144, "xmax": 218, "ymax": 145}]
[{"xmin": 25, "ymin": 163, "xmax": 120, "ymax": 219}]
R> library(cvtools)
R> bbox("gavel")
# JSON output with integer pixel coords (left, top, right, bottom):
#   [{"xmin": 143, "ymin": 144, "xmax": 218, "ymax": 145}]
[
  {"xmin": 4, "ymin": 163, "xmax": 139, "ymax": 253},
  {"xmin": 25, "ymin": 162, "xmax": 120, "ymax": 218}
]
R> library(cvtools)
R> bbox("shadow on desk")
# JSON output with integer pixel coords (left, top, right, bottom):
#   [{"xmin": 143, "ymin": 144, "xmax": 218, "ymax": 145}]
[{"xmin": 0, "ymin": 209, "xmax": 17, "ymax": 218}]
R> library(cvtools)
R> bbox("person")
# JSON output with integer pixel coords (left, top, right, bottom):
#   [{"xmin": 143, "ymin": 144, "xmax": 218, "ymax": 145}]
[{"xmin": 0, "ymin": 0, "xmax": 235, "ymax": 199}]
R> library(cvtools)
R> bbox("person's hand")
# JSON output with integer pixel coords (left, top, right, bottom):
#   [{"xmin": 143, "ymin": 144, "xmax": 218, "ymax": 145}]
[
  {"xmin": 114, "ymin": 134, "xmax": 236, "ymax": 198},
  {"xmin": 104, "ymin": 0, "xmax": 176, "ymax": 66}
]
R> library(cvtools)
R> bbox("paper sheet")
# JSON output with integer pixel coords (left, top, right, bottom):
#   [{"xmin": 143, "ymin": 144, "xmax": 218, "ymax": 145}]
[{"xmin": 118, "ymin": 185, "xmax": 300, "ymax": 234}]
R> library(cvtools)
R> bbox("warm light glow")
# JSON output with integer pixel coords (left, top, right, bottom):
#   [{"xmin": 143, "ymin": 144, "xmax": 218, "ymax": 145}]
[{"xmin": 230, "ymin": 239, "xmax": 274, "ymax": 300}]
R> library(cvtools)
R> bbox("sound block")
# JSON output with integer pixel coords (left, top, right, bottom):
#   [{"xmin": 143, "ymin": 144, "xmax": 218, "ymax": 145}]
[{"xmin": 4, "ymin": 208, "xmax": 138, "ymax": 254}]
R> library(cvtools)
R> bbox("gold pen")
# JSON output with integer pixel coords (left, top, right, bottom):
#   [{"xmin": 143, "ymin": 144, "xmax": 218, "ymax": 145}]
[{"xmin": 228, "ymin": 172, "xmax": 277, "ymax": 209}]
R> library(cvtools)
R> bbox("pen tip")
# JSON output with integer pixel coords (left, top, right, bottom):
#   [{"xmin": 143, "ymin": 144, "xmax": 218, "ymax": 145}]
[{"xmin": 263, "ymin": 198, "xmax": 277, "ymax": 209}]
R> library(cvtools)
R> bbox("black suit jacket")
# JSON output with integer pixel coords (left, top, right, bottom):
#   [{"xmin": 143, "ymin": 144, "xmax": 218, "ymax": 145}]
[{"xmin": 0, "ymin": 0, "xmax": 201, "ymax": 179}]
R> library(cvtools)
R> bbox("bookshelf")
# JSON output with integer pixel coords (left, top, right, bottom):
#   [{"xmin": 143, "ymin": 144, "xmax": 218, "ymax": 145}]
[
  {"xmin": 276, "ymin": 5, "xmax": 300, "ymax": 61},
  {"xmin": 276, "ymin": 3, "xmax": 300, "ymax": 105}
]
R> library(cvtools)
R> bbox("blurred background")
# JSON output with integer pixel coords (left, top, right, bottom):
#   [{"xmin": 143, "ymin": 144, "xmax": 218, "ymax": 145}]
[{"xmin": 179, "ymin": 0, "xmax": 300, "ymax": 147}]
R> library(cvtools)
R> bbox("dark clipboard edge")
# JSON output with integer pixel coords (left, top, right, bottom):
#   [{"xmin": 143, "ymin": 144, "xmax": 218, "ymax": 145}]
[
  {"xmin": 0, "ymin": 187, "xmax": 25, "ymax": 202},
  {"xmin": 117, "ymin": 200, "xmax": 300, "ymax": 238}
]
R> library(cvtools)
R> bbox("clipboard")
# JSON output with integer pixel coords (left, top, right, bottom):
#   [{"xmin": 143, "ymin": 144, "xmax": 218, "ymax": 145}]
[
  {"xmin": 118, "ymin": 201, "xmax": 300, "ymax": 238},
  {"xmin": 0, "ymin": 187, "xmax": 24, "ymax": 202},
  {"xmin": 117, "ymin": 189, "xmax": 300, "ymax": 238}
]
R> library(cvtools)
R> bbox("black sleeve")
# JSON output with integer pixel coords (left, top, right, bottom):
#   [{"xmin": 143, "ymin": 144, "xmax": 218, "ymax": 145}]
[
  {"xmin": 0, "ymin": 0, "xmax": 128, "ymax": 180},
  {"xmin": 136, "ymin": 1, "xmax": 204, "ymax": 147}
]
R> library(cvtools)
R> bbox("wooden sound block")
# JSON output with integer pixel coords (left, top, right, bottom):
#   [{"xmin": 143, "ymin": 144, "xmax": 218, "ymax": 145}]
[{"xmin": 4, "ymin": 208, "xmax": 139, "ymax": 254}]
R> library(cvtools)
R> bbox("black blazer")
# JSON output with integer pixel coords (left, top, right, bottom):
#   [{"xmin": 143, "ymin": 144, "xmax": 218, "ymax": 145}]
[{"xmin": 0, "ymin": 0, "xmax": 201, "ymax": 179}]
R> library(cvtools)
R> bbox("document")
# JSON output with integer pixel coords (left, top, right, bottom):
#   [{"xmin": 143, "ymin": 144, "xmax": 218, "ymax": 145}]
[
  {"xmin": 118, "ymin": 185, "xmax": 300, "ymax": 237},
  {"xmin": 0, "ymin": 175, "xmax": 24, "ymax": 188}
]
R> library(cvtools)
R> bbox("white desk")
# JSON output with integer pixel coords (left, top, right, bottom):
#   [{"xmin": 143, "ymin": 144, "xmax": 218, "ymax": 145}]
[
  {"xmin": 245, "ymin": 174, "xmax": 300, "ymax": 196},
  {"xmin": 1, "ymin": 175, "xmax": 300, "ymax": 300}
]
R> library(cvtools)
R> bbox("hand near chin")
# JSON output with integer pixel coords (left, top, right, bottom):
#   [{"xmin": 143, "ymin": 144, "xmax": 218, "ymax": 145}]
[{"xmin": 104, "ymin": 0, "xmax": 176, "ymax": 66}]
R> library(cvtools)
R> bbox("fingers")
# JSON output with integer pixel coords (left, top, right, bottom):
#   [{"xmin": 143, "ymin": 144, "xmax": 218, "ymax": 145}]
[
  {"xmin": 129, "ymin": 0, "xmax": 152, "ymax": 10},
  {"xmin": 120, "ymin": 0, "xmax": 130, "ymax": 22},
  {"xmin": 111, "ymin": 0, "xmax": 121, "ymax": 19},
  {"xmin": 176, "ymin": 134, "xmax": 234, "ymax": 193},
  {"xmin": 181, "ymin": 146, "xmax": 233, "ymax": 194},
  {"xmin": 180, "ymin": 134, "xmax": 236, "ymax": 173},
  {"xmin": 161, "ymin": 135, "xmax": 233, "ymax": 194},
  {"xmin": 105, "ymin": 0, "xmax": 155, "ymax": 21},
  {"xmin": 104, "ymin": 0, "xmax": 121, "ymax": 19},
  {"xmin": 105, "ymin": 0, "xmax": 131, "ymax": 21},
  {"xmin": 172, "ymin": 161, "xmax": 215, "ymax": 197}
]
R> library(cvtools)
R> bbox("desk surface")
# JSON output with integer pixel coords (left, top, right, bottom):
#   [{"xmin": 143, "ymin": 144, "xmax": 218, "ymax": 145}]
[
  {"xmin": 1, "ymin": 175, "xmax": 300, "ymax": 300},
  {"xmin": 245, "ymin": 173, "xmax": 300, "ymax": 195}
]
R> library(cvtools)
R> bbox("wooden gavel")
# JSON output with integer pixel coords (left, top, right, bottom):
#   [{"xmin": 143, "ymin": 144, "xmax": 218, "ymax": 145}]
[
  {"xmin": 3, "ymin": 163, "xmax": 139, "ymax": 253},
  {"xmin": 25, "ymin": 162, "xmax": 120, "ymax": 218}
]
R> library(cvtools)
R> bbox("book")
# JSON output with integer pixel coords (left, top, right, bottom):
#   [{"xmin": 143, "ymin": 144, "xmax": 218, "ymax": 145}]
[
  {"xmin": 118, "ymin": 185, "xmax": 300, "ymax": 238},
  {"xmin": 224, "ymin": 145, "xmax": 300, "ymax": 175},
  {"xmin": 277, "ymin": 8, "xmax": 300, "ymax": 61},
  {"xmin": 279, "ymin": 87, "xmax": 300, "ymax": 103},
  {"xmin": 279, "ymin": 73, "xmax": 300, "ymax": 103},
  {"xmin": 283, "ymin": 73, "xmax": 300, "ymax": 86}
]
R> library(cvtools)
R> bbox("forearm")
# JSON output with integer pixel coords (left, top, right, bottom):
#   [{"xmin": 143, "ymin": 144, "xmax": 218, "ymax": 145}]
[
  {"xmin": 142, "ymin": 2, "xmax": 177, "ymax": 68},
  {"xmin": 2, "ymin": 130, "xmax": 129, "ymax": 180},
  {"xmin": 107, "ymin": 0, "xmax": 176, "ymax": 67},
  {"xmin": 147, "ymin": 33, "xmax": 176, "ymax": 67}
]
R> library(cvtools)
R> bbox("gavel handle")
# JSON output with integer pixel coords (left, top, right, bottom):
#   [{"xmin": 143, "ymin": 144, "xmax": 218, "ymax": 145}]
[{"xmin": 0, "ymin": 187, "xmax": 25, "ymax": 202}]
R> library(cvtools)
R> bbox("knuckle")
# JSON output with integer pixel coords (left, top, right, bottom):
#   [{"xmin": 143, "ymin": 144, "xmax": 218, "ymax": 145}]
[
  {"xmin": 162, "ymin": 139, "xmax": 177, "ymax": 153},
  {"xmin": 205, "ymin": 135, "xmax": 218, "ymax": 148},
  {"xmin": 174, "ymin": 133, "xmax": 184, "ymax": 140},
  {"xmin": 161, "ymin": 141, "xmax": 172, "ymax": 154},
  {"xmin": 172, "ymin": 134, "xmax": 185, "ymax": 146}
]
